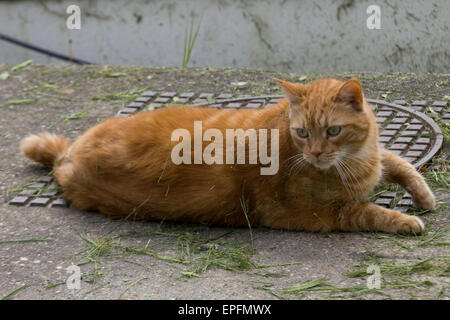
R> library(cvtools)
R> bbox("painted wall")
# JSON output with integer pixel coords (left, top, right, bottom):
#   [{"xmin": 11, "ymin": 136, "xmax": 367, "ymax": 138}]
[{"xmin": 0, "ymin": 0, "xmax": 449, "ymax": 73}]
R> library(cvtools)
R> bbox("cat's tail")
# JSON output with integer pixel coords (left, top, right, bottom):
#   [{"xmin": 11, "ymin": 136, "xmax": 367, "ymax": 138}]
[{"xmin": 20, "ymin": 132, "xmax": 71, "ymax": 167}]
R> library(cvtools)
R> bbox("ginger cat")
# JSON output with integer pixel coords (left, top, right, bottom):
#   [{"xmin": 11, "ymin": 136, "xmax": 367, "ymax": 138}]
[{"xmin": 20, "ymin": 78, "xmax": 435, "ymax": 234}]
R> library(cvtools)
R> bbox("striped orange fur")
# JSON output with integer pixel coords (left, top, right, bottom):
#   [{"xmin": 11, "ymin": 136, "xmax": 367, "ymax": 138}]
[{"xmin": 20, "ymin": 78, "xmax": 435, "ymax": 233}]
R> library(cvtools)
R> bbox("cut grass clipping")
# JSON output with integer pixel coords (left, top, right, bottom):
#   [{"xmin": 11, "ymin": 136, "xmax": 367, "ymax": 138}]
[
  {"xmin": 424, "ymin": 159, "xmax": 449, "ymax": 191},
  {"xmin": 372, "ymin": 227, "xmax": 450, "ymax": 251},
  {"xmin": 0, "ymin": 237, "xmax": 51, "ymax": 244},
  {"xmin": 271, "ymin": 255, "xmax": 449, "ymax": 299},
  {"xmin": 48, "ymin": 110, "xmax": 89, "ymax": 129},
  {"xmin": 1, "ymin": 284, "xmax": 29, "ymax": 300},
  {"xmin": 91, "ymin": 88, "xmax": 147, "ymax": 101},
  {"xmin": 7, "ymin": 99, "xmax": 36, "ymax": 105},
  {"xmin": 345, "ymin": 255, "xmax": 449, "ymax": 299},
  {"xmin": 280, "ymin": 277, "xmax": 389, "ymax": 299},
  {"xmin": 73, "ymin": 224, "xmax": 300, "ymax": 282},
  {"xmin": 11, "ymin": 59, "xmax": 32, "ymax": 72},
  {"xmin": 346, "ymin": 256, "xmax": 449, "ymax": 280}
]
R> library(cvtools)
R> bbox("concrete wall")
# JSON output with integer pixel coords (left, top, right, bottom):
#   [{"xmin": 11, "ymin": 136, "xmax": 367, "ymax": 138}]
[{"xmin": 0, "ymin": 0, "xmax": 449, "ymax": 73}]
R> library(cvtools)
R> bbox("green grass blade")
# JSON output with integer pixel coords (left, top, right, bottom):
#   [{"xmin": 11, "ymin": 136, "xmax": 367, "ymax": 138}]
[
  {"xmin": 282, "ymin": 277, "xmax": 328, "ymax": 293},
  {"xmin": 181, "ymin": 17, "xmax": 201, "ymax": 68},
  {"xmin": 11, "ymin": 59, "xmax": 32, "ymax": 71},
  {"xmin": 0, "ymin": 237, "xmax": 51, "ymax": 244},
  {"xmin": 182, "ymin": 26, "xmax": 188, "ymax": 67},
  {"xmin": 1, "ymin": 284, "xmax": 29, "ymax": 300}
]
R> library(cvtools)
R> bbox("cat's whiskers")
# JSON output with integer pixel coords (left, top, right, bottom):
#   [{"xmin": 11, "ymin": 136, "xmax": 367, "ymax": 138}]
[
  {"xmin": 340, "ymin": 151, "xmax": 373, "ymax": 171},
  {"xmin": 334, "ymin": 160, "xmax": 349, "ymax": 195},
  {"xmin": 338, "ymin": 159, "xmax": 365, "ymax": 196},
  {"xmin": 288, "ymin": 157, "xmax": 307, "ymax": 176},
  {"xmin": 283, "ymin": 153, "xmax": 307, "ymax": 177},
  {"xmin": 291, "ymin": 158, "xmax": 308, "ymax": 176},
  {"xmin": 283, "ymin": 153, "xmax": 302, "ymax": 166},
  {"xmin": 335, "ymin": 159, "xmax": 356, "ymax": 200},
  {"xmin": 283, "ymin": 155, "xmax": 298, "ymax": 176},
  {"xmin": 340, "ymin": 152, "xmax": 374, "ymax": 195}
]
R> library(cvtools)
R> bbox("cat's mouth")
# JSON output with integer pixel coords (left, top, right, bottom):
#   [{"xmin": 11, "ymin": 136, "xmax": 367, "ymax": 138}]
[
  {"xmin": 299, "ymin": 150, "xmax": 340, "ymax": 171},
  {"xmin": 310, "ymin": 160, "xmax": 335, "ymax": 170},
  {"xmin": 304, "ymin": 156, "xmax": 337, "ymax": 170}
]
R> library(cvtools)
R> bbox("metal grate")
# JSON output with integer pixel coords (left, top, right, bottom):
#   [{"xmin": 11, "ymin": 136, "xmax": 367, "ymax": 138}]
[{"xmin": 10, "ymin": 92, "xmax": 445, "ymax": 212}]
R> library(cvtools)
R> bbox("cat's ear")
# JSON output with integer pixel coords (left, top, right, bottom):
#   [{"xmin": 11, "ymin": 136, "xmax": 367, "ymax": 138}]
[
  {"xmin": 274, "ymin": 78, "xmax": 305, "ymax": 105},
  {"xmin": 335, "ymin": 78, "xmax": 363, "ymax": 111}
]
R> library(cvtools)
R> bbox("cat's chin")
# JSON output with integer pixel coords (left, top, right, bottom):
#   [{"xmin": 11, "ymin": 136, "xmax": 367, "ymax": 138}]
[{"xmin": 310, "ymin": 161, "xmax": 335, "ymax": 171}]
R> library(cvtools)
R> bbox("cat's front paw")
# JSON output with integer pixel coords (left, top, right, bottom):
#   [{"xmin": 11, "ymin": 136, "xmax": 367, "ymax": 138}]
[
  {"xmin": 392, "ymin": 214, "xmax": 425, "ymax": 234},
  {"xmin": 409, "ymin": 186, "xmax": 436, "ymax": 210}
]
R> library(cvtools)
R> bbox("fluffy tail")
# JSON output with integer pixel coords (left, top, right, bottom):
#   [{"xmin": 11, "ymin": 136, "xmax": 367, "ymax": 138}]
[{"xmin": 20, "ymin": 132, "xmax": 71, "ymax": 167}]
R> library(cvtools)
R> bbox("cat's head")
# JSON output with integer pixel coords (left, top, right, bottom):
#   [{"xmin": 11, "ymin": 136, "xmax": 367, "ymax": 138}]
[{"xmin": 276, "ymin": 77, "xmax": 376, "ymax": 170}]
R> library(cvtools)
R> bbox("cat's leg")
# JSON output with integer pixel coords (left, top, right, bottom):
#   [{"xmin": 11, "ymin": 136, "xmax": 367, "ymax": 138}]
[
  {"xmin": 380, "ymin": 149, "xmax": 435, "ymax": 210},
  {"xmin": 257, "ymin": 205, "xmax": 338, "ymax": 233},
  {"xmin": 337, "ymin": 201, "xmax": 424, "ymax": 234}
]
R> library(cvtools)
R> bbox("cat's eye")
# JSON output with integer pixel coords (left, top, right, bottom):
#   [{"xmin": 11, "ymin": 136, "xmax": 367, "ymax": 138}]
[
  {"xmin": 327, "ymin": 126, "xmax": 341, "ymax": 137},
  {"xmin": 296, "ymin": 128, "xmax": 309, "ymax": 138}
]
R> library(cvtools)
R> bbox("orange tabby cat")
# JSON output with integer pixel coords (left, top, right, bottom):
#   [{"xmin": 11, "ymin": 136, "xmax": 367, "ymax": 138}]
[{"xmin": 20, "ymin": 78, "xmax": 435, "ymax": 233}]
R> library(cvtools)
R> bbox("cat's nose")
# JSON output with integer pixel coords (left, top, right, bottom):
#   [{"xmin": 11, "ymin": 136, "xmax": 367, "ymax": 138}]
[{"xmin": 310, "ymin": 150, "xmax": 322, "ymax": 158}]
